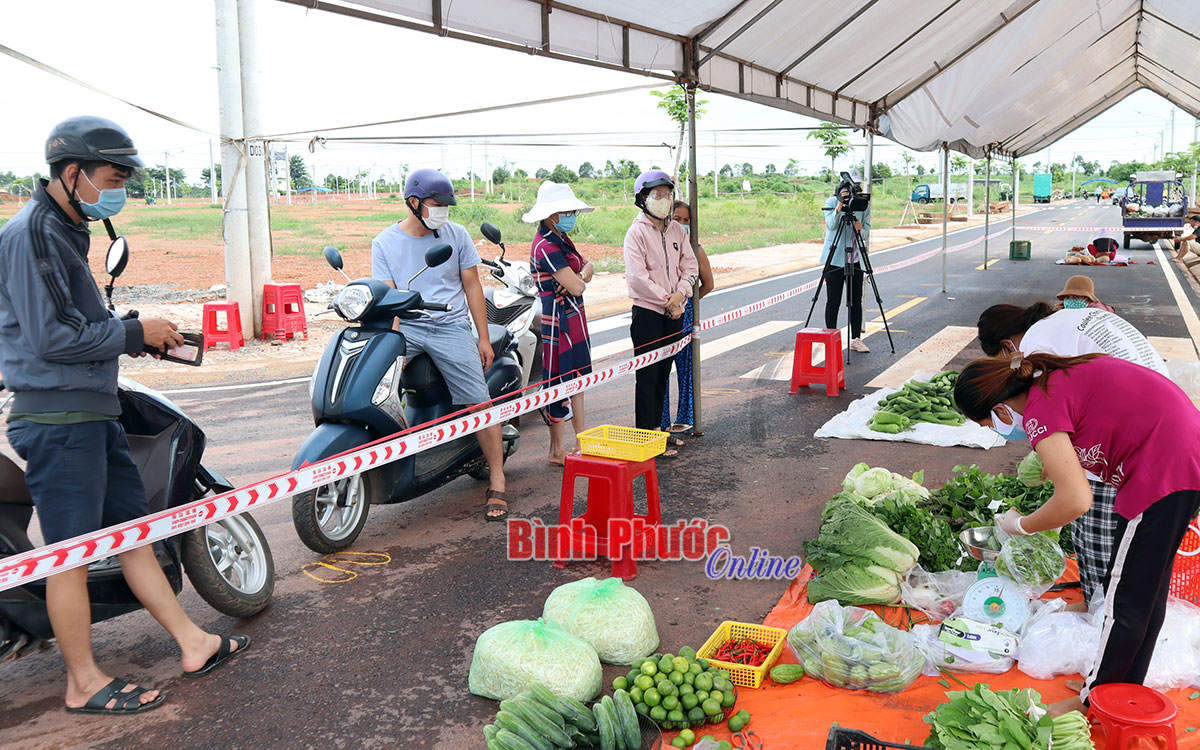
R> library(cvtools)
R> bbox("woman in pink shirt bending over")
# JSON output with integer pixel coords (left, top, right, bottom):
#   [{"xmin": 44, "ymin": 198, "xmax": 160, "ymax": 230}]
[
  {"xmin": 955, "ymin": 353, "xmax": 1200, "ymax": 717},
  {"xmin": 623, "ymin": 170, "xmax": 699, "ymax": 454}
]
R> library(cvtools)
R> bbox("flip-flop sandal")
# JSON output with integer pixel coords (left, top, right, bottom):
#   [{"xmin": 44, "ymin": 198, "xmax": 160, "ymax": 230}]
[
  {"xmin": 65, "ymin": 677, "xmax": 166, "ymax": 715},
  {"xmin": 183, "ymin": 634, "xmax": 250, "ymax": 678},
  {"xmin": 659, "ymin": 448, "xmax": 680, "ymax": 459},
  {"xmin": 485, "ymin": 490, "xmax": 509, "ymax": 522},
  {"xmin": 666, "ymin": 423, "xmax": 692, "ymax": 433},
  {"xmin": 666, "ymin": 436, "xmax": 685, "ymax": 448}
]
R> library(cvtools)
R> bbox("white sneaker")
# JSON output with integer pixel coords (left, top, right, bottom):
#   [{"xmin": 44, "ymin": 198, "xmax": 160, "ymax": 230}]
[{"xmin": 850, "ymin": 338, "xmax": 870, "ymax": 353}]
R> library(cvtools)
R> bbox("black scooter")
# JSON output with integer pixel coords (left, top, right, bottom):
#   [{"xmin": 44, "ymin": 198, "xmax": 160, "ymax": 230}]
[
  {"xmin": 290, "ymin": 245, "xmax": 522, "ymax": 553},
  {"xmin": 0, "ymin": 237, "xmax": 274, "ymax": 661}
]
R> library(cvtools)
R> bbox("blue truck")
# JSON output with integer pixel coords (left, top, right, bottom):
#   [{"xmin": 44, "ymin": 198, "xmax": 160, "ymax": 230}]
[
  {"xmin": 1033, "ymin": 173, "xmax": 1052, "ymax": 203},
  {"xmin": 1119, "ymin": 171, "xmax": 1189, "ymax": 249}
]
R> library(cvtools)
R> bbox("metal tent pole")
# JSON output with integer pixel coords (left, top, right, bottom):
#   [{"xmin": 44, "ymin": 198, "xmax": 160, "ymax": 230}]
[
  {"xmin": 983, "ymin": 153, "xmax": 992, "ymax": 268},
  {"xmin": 941, "ymin": 143, "xmax": 949, "ymax": 293},
  {"xmin": 687, "ymin": 83, "xmax": 702, "ymax": 436},
  {"xmin": 1011, "ymin": 157, "xmax": 1017, "ymax": 245}
]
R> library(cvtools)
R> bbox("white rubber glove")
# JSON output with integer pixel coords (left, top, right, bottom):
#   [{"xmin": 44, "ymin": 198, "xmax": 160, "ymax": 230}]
[{"xmin": 997, "ymin": 508, "xmax": 1029, "ymax": 536}]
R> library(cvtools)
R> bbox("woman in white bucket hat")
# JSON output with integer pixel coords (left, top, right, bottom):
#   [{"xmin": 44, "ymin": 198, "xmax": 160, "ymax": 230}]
[{"xmin": 524, "ymin": 181, "xmax": 596, "ymax": 464}]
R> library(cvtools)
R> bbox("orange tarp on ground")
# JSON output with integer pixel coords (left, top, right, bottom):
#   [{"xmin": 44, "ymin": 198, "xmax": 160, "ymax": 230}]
[{"xmin": 666, "ymin": 561, "xmax": 1200, "ymax": 749}]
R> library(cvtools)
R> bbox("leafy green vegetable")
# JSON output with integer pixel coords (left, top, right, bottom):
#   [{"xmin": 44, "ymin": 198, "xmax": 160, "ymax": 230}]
[
  {"xmin": 923, "ymin": 686, "xmax": 1093, "ymax": 750},
  {"xmin": 868, "ymin": 495, "xmax": 964, "ymax": 573},
  {"xmin": 1017, "ymin": 451, "xmax": 1046, "ymax": 487},
  {"xmin": 995, "ymin": 532, "xmax": 1066, "ymax": 593},
  {"xmin": 854, "ymin": 467, "xmax": 895, "ymax": 498},
  {"xmin": 928, "ymin": 464, "xmax": 1073, "ymax": 555},
  {"xmin": 805, "ymin": 560, "xmax": 901, "ymax": 605},
  {"xmin": 806, "ymin": 495, "xmax": 919, "ymax": 574}
]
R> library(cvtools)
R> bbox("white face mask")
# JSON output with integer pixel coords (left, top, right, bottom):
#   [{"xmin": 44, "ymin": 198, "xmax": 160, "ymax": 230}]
[
  {"xmin": 422, "ymin": 204, "xmax": 450, "ymax": 231},
  {"xmin": 645, "ymin": 196, "xmax": 673, "ymax": 220}
]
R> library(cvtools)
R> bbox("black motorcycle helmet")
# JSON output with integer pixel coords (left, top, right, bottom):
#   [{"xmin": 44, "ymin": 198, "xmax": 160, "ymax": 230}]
[{"xmin": 45, "ymin": 116, "xmax": 144, "ymax": 170}]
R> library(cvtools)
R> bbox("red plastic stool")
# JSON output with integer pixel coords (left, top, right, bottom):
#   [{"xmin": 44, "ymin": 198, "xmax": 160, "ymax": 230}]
[
  {"xmin": 201, "ymin": 301, "xmax": 244, "ymax": 351},
  {"xmin": 790, "ymin": 328, "xmax": 845, "ymax": 397},
  {"xmin": 262, "ymin": 283, "xmax": 308, "ymax": 341},
  {"xmin": 1087, "ymin": 683, "xmax": 1178, "ymax": 750},
  {"xmin": 552, "ymin": 453, "xmax": 662, "ymax": 581}
]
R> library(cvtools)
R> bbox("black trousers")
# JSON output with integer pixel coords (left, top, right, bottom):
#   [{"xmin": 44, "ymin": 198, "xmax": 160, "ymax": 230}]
[
  {"xmin": 630, "ymin": 305, "xmax": 685, "ymax": 431},
  {"xmin": 1083, "ymin": 489, "xmax": 1200, "ymax": 702},
  {"xmin": 824, "ymin": 263, "xmax": 864, "ymax": 338}
]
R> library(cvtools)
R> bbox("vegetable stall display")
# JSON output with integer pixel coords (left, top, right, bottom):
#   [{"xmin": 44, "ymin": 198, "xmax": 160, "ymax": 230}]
[
  {"xmin": 803, "ymin": 492, "xmax": 920, "ymax": 605},
  {"xmin": 924, "ymin": 685, "xmax": 1095, "ymax": 750},
  {"xmin": 869, "ymin": 371, "xmax": 966, "ymax": 433}
]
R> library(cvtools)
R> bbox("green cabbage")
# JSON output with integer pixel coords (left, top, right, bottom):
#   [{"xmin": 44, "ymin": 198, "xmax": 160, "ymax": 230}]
[
  {"xmin": 843, "ymin": 462, "xmax": 870, "ymax": 492},
  {"xmin": 809, "ymin": 495, "xmax": 920, "ymax": 573},
  {"xmin": 806, "ymin": 561, "xmax": 901, "ymax": 605},
  {"xmin": 854, "ymin": 467, "xmax": 895, "ymax": 498},
  {"xmin": 1018, "ymin": 451, "xmax": 1046, "ymax": 487}
]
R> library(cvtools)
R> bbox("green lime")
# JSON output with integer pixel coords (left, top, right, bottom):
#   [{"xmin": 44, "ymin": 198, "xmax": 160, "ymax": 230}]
[
  {"xmin": 695, "ymin": 690, "xmax": 709, "ymax": 702},
  {"xmin": 683, "ymin": 672, "xmax": 696, "ymax": 686},
  {"xmin": 689, "ymin": 662, "xmax": 703, "ymax": 675},
  {"xmin": 736, "ymin": 709, "xmax": 750, "ymax": 720},
  {"xmin": 669, "ymin": 671, "xmax": 685, "ymax": 686},
  {"xmin": 627, "ymin": 669, "xmax": 640, "ymax": 685},
  {"xmin": 717, "ymin": 669, "xmax": 731, "ymax": 680},
  {"xmin": 679, "ymin": 646, "xmax": 697, "ymax": 661},
  {"xmin": 662, "ymin": 694, "xmax": 679, "ymax": 711},
  {"xmin": 672, "ymin": 656, "xmax": 690, "ymax": 673},
  {"xmin": 632, "ymin": 657, "xmax": 648, "ymax": 670},
  {"xmin": 635, "ymin": 674, "xmax": 655, "ymax": 691},
  {"xmin": 700, "ymin": 735, "xmax": 715, "ymax": 745},
  {"xmin": 714, "ymin": 677, "xmax": 733, "ymax": 693},
  {"xmin": 718, "ymin": 741, "xmax": 733, "ymax": 750},
  {"xmin": 657, "ymin": 680, "xmax": 676, "ymax": 696},
  {"xmin": 635, "ymin": 702, "xmax": 650, "ymax": 716},
  {"xmin": 721, "ymin": 690, "xmax": 736, "ymax": 708},
  {"xmin": 679, "ymin": 682, "xmax": 694, "ymax": 695},
  {"xmin": 695, "ymin": 673, "xmax": 713, "ymax": 692},
  {"xmin": 688, "ymin": 706, "xmax": 706, "ymax": 723},
  {"xmin": 641, "ymin": 661, "xmax": 659, "ymax": 677},
  {"xmin": 728, "ymin": 716, "xmax": 745, "ymax": 733},
  {"xmin": 667, "ymin": 709, "xmax": 685, "ymax": 722},
  {"xmin": 650, "ymin": 705, "xmax": 667, "ymax": 722},
  {"xmin": 644, "ymin": 687, "xmax": 661, "ymax": 707},
  {"xmin": 701, "ymin": 698, "xmax": 720, "ymax": 716},
  {"xmin": 659, "ymin": 658, "xmax": 674, "ymax": 674},
  {"xmin": 672, "ymin": 738, "xmax": 687, "ymax": 750},
  {"xmin": 708, "ymin": 690, "xmax": 724, "ymax": 705},
  {"xmin": 680, "ymin": 728, "xmax": 696, "ymax": 745},
  {"xmin": 613, "ymin": 676, "xmax": 629, "ymax": 691},
  {"xmin": 629, "ymin": 686, "xmax": 644, "ymax": 703},
  {"xmin": 681, "ymin": 693, "xmax": 699, "ymax": 710}
]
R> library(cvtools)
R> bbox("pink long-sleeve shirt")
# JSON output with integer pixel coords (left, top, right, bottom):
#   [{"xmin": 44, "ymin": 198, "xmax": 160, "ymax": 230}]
[{"xmin": 623, "ymin": 213, "xmax": 699, "ymax": 314}]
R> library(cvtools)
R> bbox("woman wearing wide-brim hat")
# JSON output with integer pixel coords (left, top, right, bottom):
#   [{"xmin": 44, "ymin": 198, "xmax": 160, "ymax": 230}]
[
  {"xmin": 1057, "ymin": 274, "xmax": 1114, "ymax": 313},
  {"xmin": 524, "ymin": 181, "xmax": 595, "ymax": 465}
]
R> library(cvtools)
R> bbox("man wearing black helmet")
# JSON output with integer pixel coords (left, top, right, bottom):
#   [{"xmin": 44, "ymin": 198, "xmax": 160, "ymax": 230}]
[
  {"xmin": 371, "ymin": 168, "xmax": 509, "ymax": 520},
  {"xmin": 0, "ymin": 117, "xmax": 248, "ymax": 715}
]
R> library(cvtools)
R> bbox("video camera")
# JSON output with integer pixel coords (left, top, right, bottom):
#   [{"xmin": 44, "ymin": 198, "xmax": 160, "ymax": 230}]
[{"xmin": 832, "ymin": 171, "xmax": 870, "ymax": 214}]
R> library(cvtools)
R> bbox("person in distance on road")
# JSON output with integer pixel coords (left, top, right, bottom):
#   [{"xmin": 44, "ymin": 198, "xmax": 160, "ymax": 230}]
[
  {"xmin": 623, "ymin": 170, "xmax": 698, "ymax": 456},
  {"xmin": 371, "ymin": 168, "xmax": 510, "ymax": 520},
  {"xmin": 523, "ymin": 181, "xmax": 595, "ymax": 466},
  {"xmin": 0, "ymin": 116, "xmax": 247, "ymax": 715},
  {"xmin": 820, "ymin": 169, "xmax": 872, "ymax": 353}
]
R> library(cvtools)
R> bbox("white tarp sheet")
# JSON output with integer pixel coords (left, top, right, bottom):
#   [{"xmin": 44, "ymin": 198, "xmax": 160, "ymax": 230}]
[{"xmin": 290, "ymin": 0, "xmax": 1200, "ymax": 158}]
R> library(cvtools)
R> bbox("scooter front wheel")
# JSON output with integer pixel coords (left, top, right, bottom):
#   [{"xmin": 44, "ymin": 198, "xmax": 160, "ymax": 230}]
[
  {"xmin": 291, "ymin": 471, "xmax": 375, "ymax": 554},
  {"xmin": 183, "ymin": 512, "xmax": 275, "ymax": 618}
]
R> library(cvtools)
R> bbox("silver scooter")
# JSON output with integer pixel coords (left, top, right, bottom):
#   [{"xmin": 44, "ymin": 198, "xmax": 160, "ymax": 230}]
[{"xmin": 478, "ymin": 222, "xmax": 539, "ymax": 390}]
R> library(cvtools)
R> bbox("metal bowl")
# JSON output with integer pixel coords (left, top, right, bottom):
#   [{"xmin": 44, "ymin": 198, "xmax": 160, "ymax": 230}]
[{"xmin": 960, "ymin": 526, "xmax": 1001, "ymax": 562}]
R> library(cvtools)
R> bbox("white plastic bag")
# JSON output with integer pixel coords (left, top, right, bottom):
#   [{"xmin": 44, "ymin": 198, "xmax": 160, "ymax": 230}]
[
  {"xmin": 1167, "ymin": 360, "xmax": 1200, "ymax": 401},
  {"xmin": 542, "ymin": 577, "xmax": 659, "ymax": 665},
  {"xmin": 785, "ymin": 600, "xmax": 924, "ymax": 694},
  {"xmin": 1015, "ymin": 599, "xmax": 1100, "ymax": 680},
  {"xmin": 911, "ymin": 623, "xmax": 1014, "ymax": 676},
  {"xmin": 995, "ymin": 529, "xmax": 1066, "ymax": 599},
  {"xmin": 901, "ymin": 565, "xmax": 976, "ymax": 620},
  {"xmin": 468, "ymin": 617, "xmax": 602, "ymax": 701},
  {"xmin": 1146, "ymin": 598, "xmax": 1200, "ymax": 690}
]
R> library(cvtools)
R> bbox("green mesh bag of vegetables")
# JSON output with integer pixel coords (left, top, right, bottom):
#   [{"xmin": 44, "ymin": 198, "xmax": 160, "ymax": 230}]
[
  {"xmin": 542, "ymin": 576, "xmax": 659, "ymax": 665},
  {"xmin": 468, "ymin": 617, "xmax": 602, "ymax": 701}
]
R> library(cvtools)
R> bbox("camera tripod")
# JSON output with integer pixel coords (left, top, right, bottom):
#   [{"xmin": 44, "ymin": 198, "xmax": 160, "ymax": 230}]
[{"xmin": 804, "ymin": 207, "xmax": 895, "ymax": 358}]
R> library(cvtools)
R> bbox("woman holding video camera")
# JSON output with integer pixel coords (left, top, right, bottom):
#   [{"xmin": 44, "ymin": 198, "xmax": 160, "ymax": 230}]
[{"xmin": 821, "ymin": 170, "xmax": 871, "ymax": 353}]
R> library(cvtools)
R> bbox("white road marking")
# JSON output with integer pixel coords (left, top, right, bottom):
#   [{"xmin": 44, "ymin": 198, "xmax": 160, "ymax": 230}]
[
  {"xmin": 866, "ymin": 326, "xmax": 979, "ymax": 389},
  {"xmin": 1152, "ymin": 246, "xmax": 1200, "ymax": 358}
]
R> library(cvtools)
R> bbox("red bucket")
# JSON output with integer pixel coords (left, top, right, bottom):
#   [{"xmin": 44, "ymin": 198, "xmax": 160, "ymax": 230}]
[{"xmin": 1168, "ymin": 521, "xmax": 1200, "ymax": 604}]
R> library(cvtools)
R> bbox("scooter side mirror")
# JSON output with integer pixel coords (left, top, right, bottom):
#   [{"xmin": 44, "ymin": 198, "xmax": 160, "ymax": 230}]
[
  {"xmin": 425, "ymin": 244, "xmax": 452, "ymax": 268},
  {"xmin": 106, "ymin": 236, "xmax": 130, "ymax": 278},
  {"xmin": 480, "ymin": 222, "xmax": 502, "ymax": 245},
  {"xmin": 323, "ymin": 246, "xmax": 344, "ymax": 271}
]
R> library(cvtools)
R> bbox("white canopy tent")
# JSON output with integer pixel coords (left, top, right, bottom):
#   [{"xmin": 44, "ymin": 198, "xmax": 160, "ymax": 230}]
[
  {"xmin": 270, "ymin": 0, "xmax": 1200, "ymax": 430},
  {"xmin": 277, "ymin": 0, "xmax": 1200, "ymax": 158}
]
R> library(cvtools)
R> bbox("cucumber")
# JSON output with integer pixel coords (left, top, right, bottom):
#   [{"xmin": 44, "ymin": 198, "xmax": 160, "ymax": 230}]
[
  {"xmin": 600, "ymin": 696, "xmax": 623, "ymax": 750},
  {"xmin": 528, "ymin": 683, "xmax": 571, "ymax": 716},
  {"xmin": 484, "ymin": 724, "xmax": 501, "ymax": 750},
  {"xmin": 494, "ymin": 729, "xmax": 537, "ymax": 750},
  {"xmin": 503, "ymin": 700, "xmax": 572, "ymax": 748},
  {"xmin": 769, "ymin": 664, "xmax": 805, "ymax": 684},
  {"xmin": 495, "ymin": 710, "xmax": 553, "ymax": 750},
  {"xmin": 511, "ymin": 696, "xmax": 567, "ymax": 729},
  {"xmin": 558, "ymin": 694, "xmax": 598, "ymax": 732},
  {"xmin": 593, "ymin": 701, "xmax": 617, "ymax": 750},
  {"xmin": 612, "ymin": 689, "xmax": 642, "ymax": 750}
]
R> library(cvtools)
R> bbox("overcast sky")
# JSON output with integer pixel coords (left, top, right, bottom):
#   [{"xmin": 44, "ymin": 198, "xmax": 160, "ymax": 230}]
[{"xmin": 2, "ymin": 0, "xmax": 1195, "ymax": 186}]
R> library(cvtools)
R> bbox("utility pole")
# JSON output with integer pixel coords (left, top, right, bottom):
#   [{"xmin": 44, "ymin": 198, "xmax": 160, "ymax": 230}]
[
  {"xmin": 713, "ymin": 132, "xmax": 718, "ymax": 198},
  {"xmin": 215, "ymin": 0, "xmax": 252, "ymax": 335},
  {"xmin": 164, "ymin": 151, "xmax": 171, "ymax": 205},
  {"xmin": 470, "ymin": 143, "xmax": 475, "ymax": 202},
  {"xmin": 485, "ymin": 142, "xmax": 491, "ymax": 194},
  {"xmin": 1170, "ymin": 108, "xmax": 1176, "ymax": 154},
  {"xmin": 239, "ymin": 0, "xmax": 273, "ymax": 336}
]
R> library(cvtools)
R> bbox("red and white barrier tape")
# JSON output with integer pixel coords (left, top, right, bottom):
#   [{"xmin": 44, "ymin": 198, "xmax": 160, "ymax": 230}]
[
  {"xmin": 0, "ymin": 221, "xmax": 1027, "ymax": 590},
  {"xmin": 1028, "ymin": 225, "xmax": 1181, "ymax": 233}
]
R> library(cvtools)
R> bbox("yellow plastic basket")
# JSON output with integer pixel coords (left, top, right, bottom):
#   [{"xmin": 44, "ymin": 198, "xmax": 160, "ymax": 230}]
[
  {"xmin": 576, "ymin": 425, "xmax": 668, "ymax": 462},
  {"xmin": 696, "ymin": 621, "xmax": 789, "ymax": 689}
]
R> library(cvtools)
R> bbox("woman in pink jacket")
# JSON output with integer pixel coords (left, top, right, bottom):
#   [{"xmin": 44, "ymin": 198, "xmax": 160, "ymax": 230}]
[{"xmin": 623, "ymin": 170, "xmax": 699, "ymax": 448}]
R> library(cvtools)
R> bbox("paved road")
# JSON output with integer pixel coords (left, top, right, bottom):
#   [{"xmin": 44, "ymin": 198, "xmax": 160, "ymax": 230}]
[{"xmin": 2, "ymin": 200, "xmax": 1196, "ymax": 748}]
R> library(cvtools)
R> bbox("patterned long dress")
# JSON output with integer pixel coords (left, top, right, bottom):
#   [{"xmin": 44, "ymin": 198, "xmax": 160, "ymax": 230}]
[{"xmin": 531, "ymin": 224, "xmax": 592, "ymax": 423}]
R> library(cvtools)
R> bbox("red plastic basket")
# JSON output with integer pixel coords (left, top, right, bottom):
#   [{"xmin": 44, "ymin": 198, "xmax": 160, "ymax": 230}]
[{"xmin": 1168, "ymin": 521, "xmax": 1200, "ymax": 604}]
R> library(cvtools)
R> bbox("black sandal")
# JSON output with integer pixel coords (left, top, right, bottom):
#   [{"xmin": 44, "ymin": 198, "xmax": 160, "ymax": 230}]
[
  {"xmin": 65, "ymin": 677, "xmax": 165, "ymax": 715},
  {"xmin": 485, "ymin": 490, "xmax": 509, "ymax": 522},
  {"xmin": 183, "ymin": 634, "xmax": 250, "ymax": 678}
]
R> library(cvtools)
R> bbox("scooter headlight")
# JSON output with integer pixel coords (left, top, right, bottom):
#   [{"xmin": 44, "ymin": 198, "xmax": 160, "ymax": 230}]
[
  {"xmin": 333, "ymin": 283, "xmax": 374, "ymax": 321},
  {"xmin": 517, "ymin": 268, "xmax": 538, "ymax": 296}
]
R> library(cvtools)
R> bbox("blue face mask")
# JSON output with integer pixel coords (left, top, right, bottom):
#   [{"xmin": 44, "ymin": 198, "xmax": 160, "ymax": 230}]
[
  {"xmin": 681, "ymin": 224, "xmax": 690, "ymax": 235},
  {"xmin": 78, "ymin": 171, "xmax": 127, "ymax": 220},
  {"xmin": 554, "ymin": 214, "xmax": 577, "ymax": 233},
  {"xmin": 1063, "ymin": 298, "xmax": 1087, "ymax": 310},
  {"xmin": 990, "ymin": 406, "xmax": 1028, "ymax": 442}
]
